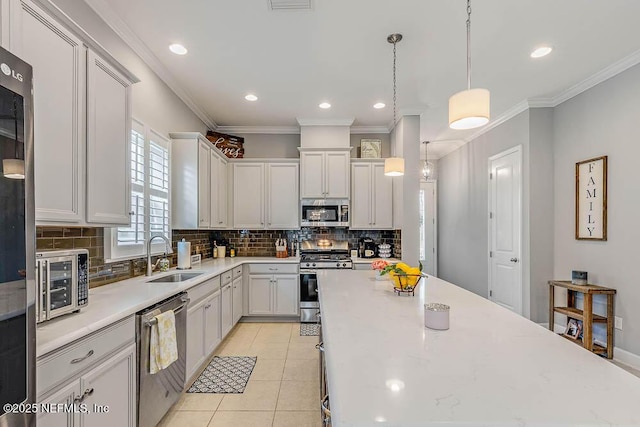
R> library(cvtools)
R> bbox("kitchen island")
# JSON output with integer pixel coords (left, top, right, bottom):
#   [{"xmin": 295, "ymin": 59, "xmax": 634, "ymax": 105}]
[{"xmin": 317, "ymin": 269, "xmax": 640, "ymax": 426}]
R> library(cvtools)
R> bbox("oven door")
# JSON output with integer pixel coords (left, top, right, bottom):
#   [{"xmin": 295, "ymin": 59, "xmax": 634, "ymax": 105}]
[{"xmin": 300, "ymin": 270, "xmax": 319, "ymax": 322}]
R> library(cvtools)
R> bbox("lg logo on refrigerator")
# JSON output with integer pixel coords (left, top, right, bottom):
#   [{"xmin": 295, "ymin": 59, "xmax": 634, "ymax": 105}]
[{"xmin": 1, "ymin": 63, "xmax": 24, "ymax": 82}]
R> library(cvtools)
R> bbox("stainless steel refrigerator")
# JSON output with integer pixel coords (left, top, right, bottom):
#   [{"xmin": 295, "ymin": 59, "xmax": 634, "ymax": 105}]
[{"xmin": 0, "ymin": 46, "xmax": 35, "ymax": 427}]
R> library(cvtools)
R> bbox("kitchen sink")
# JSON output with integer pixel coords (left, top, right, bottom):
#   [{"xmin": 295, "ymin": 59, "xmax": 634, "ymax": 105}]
[{"xmin": 147, "ymin": 272, "xmax": 203, "ymax": 283}]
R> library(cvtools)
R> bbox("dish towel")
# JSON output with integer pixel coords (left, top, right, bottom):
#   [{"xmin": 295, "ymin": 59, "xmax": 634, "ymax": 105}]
[{"xmin": 149, "ymin": 309, "xmax": 178, "ymax": 374}]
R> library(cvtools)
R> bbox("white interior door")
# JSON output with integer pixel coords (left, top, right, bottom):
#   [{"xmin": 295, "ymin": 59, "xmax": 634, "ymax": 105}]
[
  {"xmin": 420, "ymin": 182, "xmax": 437, "ymax": 276},
  {"xmin": 489, "ymin": 146, "xmax": 522, "ymax": 314}
]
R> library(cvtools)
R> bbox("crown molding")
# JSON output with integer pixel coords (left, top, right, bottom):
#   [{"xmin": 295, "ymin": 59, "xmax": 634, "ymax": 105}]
[
  {"xmin": 83, "ymin": 0, "xmax": 218, "ymax": 130},
  {"xmin": 462, "ymin": 100, "xmax": 531, "ymax": 143},
  {"xmin": 296, "ymin": 118, "xmax": 354, "ymax": 127},
  {"xmin": 351, "ymin": 126, "xmax": 390, "ymax": 134},
  {"xmin": 216, "ymin": 126, "xmax": 300, "ymax": 135}
]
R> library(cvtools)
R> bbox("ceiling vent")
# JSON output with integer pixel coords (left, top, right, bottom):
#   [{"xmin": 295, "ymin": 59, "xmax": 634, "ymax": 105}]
[{"xmin": 268, "ymin": 0, "xmax": 312, "ymax": 10}]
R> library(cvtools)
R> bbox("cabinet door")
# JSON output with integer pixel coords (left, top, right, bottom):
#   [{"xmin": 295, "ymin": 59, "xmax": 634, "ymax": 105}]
[
  {"xmin": 198, "ymin": 141, "xmax": 210, "ymax": 228},
  {"xmin": 204, "ymin": 291, "xmax": 221, "ymax": 356},
  {"xmin": 300, "ymin": 152, "xmax": 324, "ymax": 198},
  {"xmin": 372, "ymin": 163, "xmax": 393, "ymax": 228},
  {"xmin": 80, "ymin": 343, "xmax": 136, "ymax": 427},
  {"xmin": 325, "ymin": 151, "xmax": 350, "ymax": 198},
  {"xmin": 232, "ymin": 163, "xmax": 264, "ymax": 228},
  {"xmin": 221, "ymin": 284, "xmax": 233, "ymax": 337},
  {"xmin": 37, "ymin": 380, "xmax": 78, "ymax": 427},
  {"xmin": 350, "ymin": 163, "xmax": 372, "ymax": 229},
  {"xmin": 218, "ymin": 159, "xmax": 228, "ymax": 228},
  {"xmin": 232, "ymin": 276, "xmax": 243, "ymax": 325},
  {"xmin": 186, "ymin": 299, "xmax": 206, "ymax": 380},
  {"xmin": 274, "ymin": 275, "xmax": 298, "ymax": 316},
  {"xmin": 20, "ymin": 0, "xmax": 83, "ymax": 222},
  {"xmin": 267, "ymin": 163, "xmax": 299, "ymax": 229},
  {"xmin": 248, "ymin": 275, "xmax": 273, "ymax": 315},
  {"xmin": 86, "ymin": 50, "xmax": 132, "ymax": 225}
]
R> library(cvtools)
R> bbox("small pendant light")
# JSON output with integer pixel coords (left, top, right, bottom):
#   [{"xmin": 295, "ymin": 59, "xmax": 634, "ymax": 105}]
[
  {"xmin": 3, "ymin": 96, "xmax": 24, "ymax": 180},
  {"xmin": 422, "ymin": 141, "xmax": 434, "ymax": 180},
  {"xmin": 448, "ymin": 0, "xmax": 490, "ymax": 130},
  {"xmin": 384, "ymin": 33, "xmax": 405, "ymax": 177}
]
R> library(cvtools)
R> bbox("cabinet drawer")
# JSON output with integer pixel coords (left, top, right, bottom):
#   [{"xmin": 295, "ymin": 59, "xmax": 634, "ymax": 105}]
[
  {"xmin": 37, "ymin": 316, "xmax": 135, "ymax": 395},
  {"xmin": 249, "ymin": 263, "xmax": 298, "ymax": 275},
  {"xmin": 232, "ymin": 265, "xmax": 243, "ymax": 279},
  {"xmin": 188, "ymin": 275, "xmax": 221, "ymax": 304},
  {"xmin": 221, "ymin": 269, "xmax": 233, "ymax": 285}
]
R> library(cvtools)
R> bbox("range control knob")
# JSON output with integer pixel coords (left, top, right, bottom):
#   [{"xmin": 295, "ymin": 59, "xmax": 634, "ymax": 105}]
[
  {"xmin": 305, "ymin": 263, "xmax": 310, "ymax": 268},
  {"xmin": 336, "ymin": 262, "xmax": 341, "ymax": 268},
  {"xmin": 342, "ymin": 263, "xmax": 347, "ymax": 267},
  {"xmin": 312, "ymin": 263, "xmax": 316, "ymax": 267}
]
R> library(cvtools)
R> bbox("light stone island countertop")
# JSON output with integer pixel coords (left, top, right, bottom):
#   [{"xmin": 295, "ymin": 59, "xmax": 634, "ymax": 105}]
[
  {"xmin": 317, "ymin": 269, "xmax": 640, "ymax": 427},
  {"xmin": 36, "ymin": 257, "xmax": 299, "ymax": 357}
]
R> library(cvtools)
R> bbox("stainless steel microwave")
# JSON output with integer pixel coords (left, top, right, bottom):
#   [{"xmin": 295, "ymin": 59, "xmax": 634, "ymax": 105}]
[
  {"xmin": 301, "ymin": 199, "xmax": 349, "ymax": 227},
  {"xmin": 35, "ymin": 249, "xmax": 89, "ymax": 323}
]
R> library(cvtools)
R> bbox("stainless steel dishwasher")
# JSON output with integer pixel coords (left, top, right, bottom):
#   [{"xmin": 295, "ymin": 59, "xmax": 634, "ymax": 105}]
[{"xmin": 136, "ymin": 292, "xmax": 189, "ymax": 427}]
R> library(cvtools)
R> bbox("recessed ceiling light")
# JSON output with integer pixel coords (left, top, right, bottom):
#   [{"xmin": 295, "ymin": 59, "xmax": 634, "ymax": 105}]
[
  {"xmin": 530, "ymin": 46, "xmax": 553, "ymax": 58},
  {"xmin": 245, "ymin": 94, "xmax": 258, "ymax": 101},
  {"xmin": 169, "ymin": 43, "xmax": 188, "ymax": 55},
  {"xmin": 373, "ymin": 102, "xmax": 386, "ymax": 109},
  {"xmin": 319, "ymin": 102, "xmax": 331, "ymax": 109}
]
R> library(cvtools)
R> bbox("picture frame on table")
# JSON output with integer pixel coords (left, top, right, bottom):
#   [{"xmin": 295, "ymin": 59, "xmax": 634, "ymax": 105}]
[{"xmin": 564, "ymin": 319, "xmax": 582, "ymax": 340}]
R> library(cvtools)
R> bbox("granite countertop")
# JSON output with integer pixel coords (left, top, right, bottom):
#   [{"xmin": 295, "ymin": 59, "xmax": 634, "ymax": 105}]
[
  {"xmin": 317, "ymin": 269, "xmax": 640, "ymax": 426},
  {"xmin": 36, "ymin": 257, "xmax": 299, "ymax": 357}
]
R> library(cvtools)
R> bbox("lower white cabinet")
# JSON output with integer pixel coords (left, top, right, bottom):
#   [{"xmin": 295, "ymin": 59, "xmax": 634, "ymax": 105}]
[
  {"xmin": 248, "ymin": 274, "xmax": 299, "ymax": 316},
  {"xmin": 232, "ymin": 276, "xmax": 243, "ymax": 325},
  {"xmin": 186, "ymin": 289, "xmax": 222, "ymax": 381},
  {"xmin": 37, "ymin": 343, "xmax": 136, "ymax": 427},
  {"xmin": 221, "ymin": 283, "xmax": 233, "ymax": 337}
]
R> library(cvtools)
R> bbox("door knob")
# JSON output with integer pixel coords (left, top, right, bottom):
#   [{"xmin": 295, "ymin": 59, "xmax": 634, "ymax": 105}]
[{"xmin": 510, "ymin": 258, "xmax": 519, "ymax": 263}]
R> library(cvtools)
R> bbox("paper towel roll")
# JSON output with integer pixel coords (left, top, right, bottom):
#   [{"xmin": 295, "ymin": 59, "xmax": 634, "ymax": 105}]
[{"xmin": 177, "ymin": 241, "xmax": 191, "ymax": 269}]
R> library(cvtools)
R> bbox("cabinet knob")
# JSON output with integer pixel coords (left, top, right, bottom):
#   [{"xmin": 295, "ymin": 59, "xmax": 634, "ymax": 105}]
[
  {"xmin": 129, "ymin": 211, "xmax": 135, "ymax": 216},
  {"xmin": 205, "ymin": 303, "xmax": 212, "ymax": 309},
  {"xmin": 510, "ymin": 258, "xmax": 519, "ymax": 263}
]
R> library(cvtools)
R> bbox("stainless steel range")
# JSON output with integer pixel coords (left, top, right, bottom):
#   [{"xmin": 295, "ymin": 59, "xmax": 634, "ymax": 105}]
[{"xmin": 299, "ymin": 240, "xmax": 352, "ymax": 322}]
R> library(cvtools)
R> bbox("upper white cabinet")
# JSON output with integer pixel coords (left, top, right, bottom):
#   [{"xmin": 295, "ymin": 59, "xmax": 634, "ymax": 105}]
[
  {"xmin": 232, "ymin": 161, "xmax": 299, "ymax": 230},
  {"xmin": 300, "ymin": 149, "xmax": 350, "ymax": 199},
  {"xmin": 171, "ymin": 133, "xmax": 228, "ymax": 230},
  {"xmin": 19, "ymin": 0, "xmax": 84, "ymax": 222},
  {"xmin": 86, "ymin": 51, "xmax": 133, "ymax": 225},
  {"xmin": 13, "ymin": 0, "xmax": 138, "ymax": 225},
  {"xmin": 351, "ymin": 161, "xmax": 393, "ymax": 229}
]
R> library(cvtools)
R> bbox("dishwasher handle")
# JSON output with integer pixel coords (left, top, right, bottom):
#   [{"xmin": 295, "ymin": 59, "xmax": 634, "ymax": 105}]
[{"xmin": 144, "ymin": 296, "xmax": 190, "ymax": 327}]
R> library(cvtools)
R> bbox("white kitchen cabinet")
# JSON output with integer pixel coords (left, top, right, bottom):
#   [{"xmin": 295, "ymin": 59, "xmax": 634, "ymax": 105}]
[
  {"xmin": 300, "ymin": 150, "xmax": 350, "ymax": 199},
  {"xmin": 350, "ymin": 161, "xmax": 393, "ymax": 229},
  {"xmin": 248, "ymin": 273, "xmax": 299, "ymax": 316},
  {"xmin": 186, "ymin": 297, "xmax": 207, "ymax": 381},
  {"xmin": 171, "ymin": 133, "xmax": 228, "ymax": 229},
  {"xmin": 37, "ymin": 381, "xmax": 77, "ymax": 427},
  {"xmin": 232, "ymin": 161, "xmax": 299, "ymax": 230},
  {"xmin": 80, "ymin": 343, "xmax": 136, "ymax": 427},
  {"xmin": 203, "ymin": 291, "xmax": 222, "ymax": 357},
  {"xmin": 232, "ymin": 276, "xmax": 243, "ymax": 325},
  {"xmin": 211, "ymin": 155, "xmax": 228, "ymax": 228},
  {"xmin": 232, "ymin": 162, "xmax": 264, "ymax": 228},
  {"xmin": 19, "ymin": 0, "xmax": 84, "ymax": 223},
  {"xmin": 221, "ymin": 282, "xmax": 233, "ymax": 337},
  {"xmin": 86, "ymin": 50, "xmax": 133, "ymax": 225},
  {"xmin": 274, "ymin": 275, "xmax": 299, "ymax": 315}
]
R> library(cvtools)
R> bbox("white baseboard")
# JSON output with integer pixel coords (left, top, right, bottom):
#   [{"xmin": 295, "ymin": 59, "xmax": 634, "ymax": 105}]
[{"xmin": 538, "ymin": 322, "xmax": 640, "ymax": 371}]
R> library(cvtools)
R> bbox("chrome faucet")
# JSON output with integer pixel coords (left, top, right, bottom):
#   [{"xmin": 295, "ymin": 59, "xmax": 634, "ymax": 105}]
[{"xmin": 146, "ymin": 235, "xmax": 173, "ymax": 276}]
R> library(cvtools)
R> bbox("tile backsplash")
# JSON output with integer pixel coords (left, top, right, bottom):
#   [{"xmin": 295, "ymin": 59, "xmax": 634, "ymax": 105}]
[{"xmin": 36, "ymin": 226, "xmax": 402, "ymax": 288}]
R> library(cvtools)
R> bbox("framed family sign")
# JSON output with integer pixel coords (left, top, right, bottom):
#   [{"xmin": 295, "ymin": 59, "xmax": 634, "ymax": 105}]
[{"xmin": 575, "ymin": 156, "xmax": 607, "ymax": 240}]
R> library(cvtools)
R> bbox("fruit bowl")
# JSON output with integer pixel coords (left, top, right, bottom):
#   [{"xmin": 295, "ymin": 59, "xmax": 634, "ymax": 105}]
[{"xmin": 380, "ymin": 262, "xmax": 427, "ymax": 296}]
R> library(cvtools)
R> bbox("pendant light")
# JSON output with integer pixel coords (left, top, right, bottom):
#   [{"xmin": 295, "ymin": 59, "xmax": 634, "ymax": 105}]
[
  {"xmin": 422, "ymin": 141, "xmax": 434, "ymax": 180},
  {"xmin": 384, "ymin": 33, "xmax": 405, "ymax": 177},
  {"xmin": 3, "ymin": 96, "xmax": 24, "ymax": 180},
  {"xmin": 448, "ymin": 0, "xmax": 490, "ymax": 130}
]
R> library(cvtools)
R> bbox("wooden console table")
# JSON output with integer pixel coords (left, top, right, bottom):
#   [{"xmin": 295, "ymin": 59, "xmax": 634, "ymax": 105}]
[{"xmin": 548, "ymin": 280, "xmax": 616, "ymax": 359}]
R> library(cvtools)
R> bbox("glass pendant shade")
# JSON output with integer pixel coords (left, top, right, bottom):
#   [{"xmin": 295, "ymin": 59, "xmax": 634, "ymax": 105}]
[
  {"xmin": 3, "ymin": 158, "xmax": 25, "ymax": 179},
  {"xmin": 384, "ymin": 157, "xmax": 405, "ymax": 177},
  {"xmin": 422, "ymin": 161, "xmax": 434, "ymax": 180},
  {"xmin": 448, "ymin": 88, "xmax": 490, "ymax": 130}
]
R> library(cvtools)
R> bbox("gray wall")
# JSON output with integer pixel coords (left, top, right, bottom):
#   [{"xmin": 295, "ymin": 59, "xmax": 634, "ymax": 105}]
[
  {"xmin": 235, "ymin": 134, "xmax": 301, "ymax": 158},
  {"xmin": 50, "ymin": 0, "xmax": 208, "ymax": 137},
  {"xmin": 553, "ymin": 63, "xmax": 640, "ymax": 356},
  {"xmin": 438, "ymin": 111, "xmax": 531, "ymax": 300},
  {"xmin": 350, "ymin": 134, "xmax": 391, "ymax": 158}
]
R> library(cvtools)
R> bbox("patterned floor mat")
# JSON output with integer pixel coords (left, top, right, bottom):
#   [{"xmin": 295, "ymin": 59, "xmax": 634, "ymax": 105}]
[
  {"xmin": 187, "ymin": 356, "xmax": 257, "ymax": 393},
  {"xmin": 300, "ymin": 323, "xmax": 320, "ymax": 336}
]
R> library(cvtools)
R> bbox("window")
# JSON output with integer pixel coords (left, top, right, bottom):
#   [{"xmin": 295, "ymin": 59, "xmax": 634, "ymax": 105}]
[{"xmin": 105, "ymin": 119, "xmax": 171, "ymax": 261}]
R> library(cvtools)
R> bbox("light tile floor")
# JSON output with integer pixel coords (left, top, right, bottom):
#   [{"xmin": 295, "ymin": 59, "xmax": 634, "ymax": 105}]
[{"xmin": 159, "ymin": 322, "xmax": 322, "ymax": 427}]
